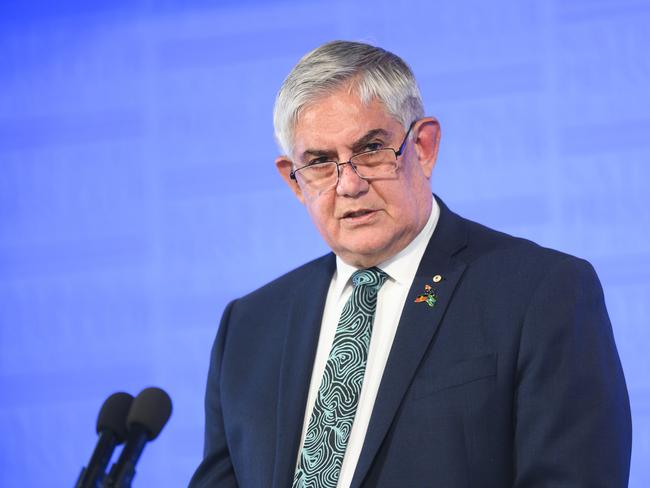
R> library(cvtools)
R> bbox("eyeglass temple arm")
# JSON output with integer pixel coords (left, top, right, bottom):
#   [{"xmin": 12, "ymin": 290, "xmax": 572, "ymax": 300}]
[{"xmin": 395, "ymin": 120, "xmax": 417, "ymax": 157}]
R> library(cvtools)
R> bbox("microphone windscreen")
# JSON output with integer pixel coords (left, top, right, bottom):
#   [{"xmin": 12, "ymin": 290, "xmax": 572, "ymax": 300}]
[
  {"xmin": 96, "ymin": 392, "xmax": 134, "ymax": 442},
  {"xmin": 127, "ymin": 387, "xmax": 172, "ymax": 440}
]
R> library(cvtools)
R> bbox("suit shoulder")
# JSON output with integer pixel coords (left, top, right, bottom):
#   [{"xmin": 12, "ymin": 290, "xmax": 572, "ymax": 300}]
[
  {"xmin": 236, "ymin": 253, "xmax": 335, "ymax": 304},
  {"xmin": 460, "ymin": 215, "xmax": 587, "ymax": 268},
  {"xmin": 454, "ymin": 215, "xmax": 600, "ymax": 295}
]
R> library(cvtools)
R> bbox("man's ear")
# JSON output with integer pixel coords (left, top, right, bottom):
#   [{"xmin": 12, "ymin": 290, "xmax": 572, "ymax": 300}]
[
  {"xmin": 411, "ymin": 117, "xmax": 441, "ymax": 179},
  {"xmin": 276, "ymin": 156, "xmax": 305, "ymax": 204}
]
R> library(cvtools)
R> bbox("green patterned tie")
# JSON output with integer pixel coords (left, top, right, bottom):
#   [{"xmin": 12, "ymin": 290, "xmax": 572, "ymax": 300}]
[{"xmin": 293, "ymin": 267, "xmax": 388, "ymax": 488}]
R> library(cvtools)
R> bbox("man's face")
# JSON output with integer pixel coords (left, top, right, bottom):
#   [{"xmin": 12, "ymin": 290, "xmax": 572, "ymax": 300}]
[{"xmin": 276, "ymin": 89, "xmax": 440, "ymax": 268}]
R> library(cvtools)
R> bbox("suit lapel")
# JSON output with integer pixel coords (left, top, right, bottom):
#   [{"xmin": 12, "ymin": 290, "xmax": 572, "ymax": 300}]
[
  {"xmin": 351, "ymin": 198, "xmax": 469, "ymax": 488},
  {"xmin": 271, "ymin": 254, "xmax": 336, "ymax": 488}
]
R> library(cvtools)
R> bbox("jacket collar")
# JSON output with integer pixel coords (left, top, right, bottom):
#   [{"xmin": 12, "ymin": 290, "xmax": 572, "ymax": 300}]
[{"xmin": 271, "ymin": 253, "xmax": 336, "ymax": 488}]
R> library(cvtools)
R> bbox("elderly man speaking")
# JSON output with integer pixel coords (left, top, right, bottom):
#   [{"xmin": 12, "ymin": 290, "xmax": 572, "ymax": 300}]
[{"xmin": 189, "ymin": 41, "xmax": 631, "ymax": 488}]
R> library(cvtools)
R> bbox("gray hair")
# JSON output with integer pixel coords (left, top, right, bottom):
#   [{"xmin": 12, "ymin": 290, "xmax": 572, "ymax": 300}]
[{"xmin": 273, "ymin": 40, "xmax": 425, "ymax": 157}]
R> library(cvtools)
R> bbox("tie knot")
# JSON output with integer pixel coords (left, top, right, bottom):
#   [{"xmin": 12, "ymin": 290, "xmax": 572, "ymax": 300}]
[{"xmin": 351, "ymin": 267, "xmax": 388, "ymax": 290}]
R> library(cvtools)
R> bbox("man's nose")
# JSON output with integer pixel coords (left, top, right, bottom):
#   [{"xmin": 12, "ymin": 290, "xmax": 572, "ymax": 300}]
[{"xmin": 336, "ymin": 162, "xmax": 368, "ymax": 196}]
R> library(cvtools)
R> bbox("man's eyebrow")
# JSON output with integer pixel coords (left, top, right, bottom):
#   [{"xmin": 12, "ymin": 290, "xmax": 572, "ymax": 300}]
[
  {"xmin": 300, "ymin": 128, "xmax": 392, "ymax": 162},
  {"xmin": 351, "ymin": 128, "xmax": 391, "ymax": 152},
  {"xmin": 300, "ymin": 148, "xmax": 337, "ymax": 162}
]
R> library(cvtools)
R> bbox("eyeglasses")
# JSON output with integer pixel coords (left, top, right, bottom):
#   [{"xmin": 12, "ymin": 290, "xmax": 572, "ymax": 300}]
[{"xmin": 289, "ymin": 120, "xmax": 416, "ymax": 197}]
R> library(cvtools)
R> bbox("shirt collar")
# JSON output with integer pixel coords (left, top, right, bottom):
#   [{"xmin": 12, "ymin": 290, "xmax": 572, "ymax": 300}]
[{"xmin": 332, "ymin": 197, "xmax": 440, "ymax": 299}]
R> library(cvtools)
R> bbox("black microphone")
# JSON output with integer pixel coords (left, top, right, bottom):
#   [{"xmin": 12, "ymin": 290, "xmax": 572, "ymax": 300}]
[
  {"xmin": 75, "ymin": 392, "xmax": 134, "ymax": 488},
  {"xmin": 102, "ymin": 387, "xmax": 172, "ymax": 488}
]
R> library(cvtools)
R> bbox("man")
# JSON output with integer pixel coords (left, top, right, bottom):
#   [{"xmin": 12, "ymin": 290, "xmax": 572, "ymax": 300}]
[{"xmin": 189, "ymin": 41, "xmax": 631, "ymax": 487}]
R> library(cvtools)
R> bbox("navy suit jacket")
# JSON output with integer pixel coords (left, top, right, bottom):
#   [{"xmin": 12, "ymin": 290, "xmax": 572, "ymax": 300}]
[{"xmin": 189, "ymin": 198, "xmax": 631, "ymax": 487}]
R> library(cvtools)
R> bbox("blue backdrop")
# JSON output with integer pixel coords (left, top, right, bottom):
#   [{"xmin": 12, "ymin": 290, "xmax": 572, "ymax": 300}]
[{"xmin": 1, "ymin": 1, "xmax": 649, "ymax": 486}]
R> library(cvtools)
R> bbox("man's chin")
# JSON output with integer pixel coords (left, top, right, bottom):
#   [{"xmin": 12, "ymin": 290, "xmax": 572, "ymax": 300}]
[{"xmin": 334, "ymin": 243, "xmax": 394, "ymax": 268}]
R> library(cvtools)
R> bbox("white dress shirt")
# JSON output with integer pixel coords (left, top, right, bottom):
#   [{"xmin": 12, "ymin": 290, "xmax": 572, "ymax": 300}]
[{"xmin": 295, "ymin": 197, "xmax": 440, "ymax": 487}]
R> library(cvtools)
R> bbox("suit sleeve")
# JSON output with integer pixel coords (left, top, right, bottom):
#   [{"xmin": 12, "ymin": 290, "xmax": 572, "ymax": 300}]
[
  {"xmin": 513, "ymin": 257, "xmax": 631, "ymax": 487},
  {"xmin": 188, "ymin": 300, "xmax": 239, "ymax": 488}
]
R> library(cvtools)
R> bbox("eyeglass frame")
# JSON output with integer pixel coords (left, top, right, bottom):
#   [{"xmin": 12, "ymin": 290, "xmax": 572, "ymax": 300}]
[{"xmin": 288, "ymin": 120, "xmax": 418, "ymax": 187}]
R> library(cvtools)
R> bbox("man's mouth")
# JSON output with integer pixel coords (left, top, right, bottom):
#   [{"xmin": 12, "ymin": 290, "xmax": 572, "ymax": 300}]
[{"xmin": 342, "ymin": 209, "xmax": 375, "ymax": 219}]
